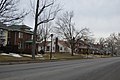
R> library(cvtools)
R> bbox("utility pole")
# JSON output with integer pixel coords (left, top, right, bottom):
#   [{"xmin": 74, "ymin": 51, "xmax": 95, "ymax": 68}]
[{"xmin": 50, "ymin": 34, "xmax": 53, "ymax": 60}]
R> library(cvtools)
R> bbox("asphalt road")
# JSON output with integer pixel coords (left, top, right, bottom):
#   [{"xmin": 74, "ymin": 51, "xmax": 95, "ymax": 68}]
[{"xmin": 0, "ymin": 57, "xmax": 120, "ymax": 80}]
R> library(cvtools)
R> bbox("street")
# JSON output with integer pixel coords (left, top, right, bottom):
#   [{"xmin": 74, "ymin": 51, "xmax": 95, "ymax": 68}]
[{"xmin": 0, "ymin": 57, "xmax": 120, "ymax": 80}]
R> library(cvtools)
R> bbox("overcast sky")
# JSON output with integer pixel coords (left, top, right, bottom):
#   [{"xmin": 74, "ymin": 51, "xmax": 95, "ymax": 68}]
[{"xmin": 20, "ymin": 0, "xmax": 120, "ymax": 39}]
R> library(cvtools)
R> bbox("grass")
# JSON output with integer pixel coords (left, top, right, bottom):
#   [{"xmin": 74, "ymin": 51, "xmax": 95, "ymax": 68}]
[
  {"xmin": 0, "ymin": 53, "xmax": 111, "ymax": 62},
  {"xmin": 0, "ymin": 53, "xmax": 83, "ymax": 62},
  {"xmin": 43, "ymin": 53, "xmax": 84, "ymax": 60},
  {"xmin": 0, "ymin": 55, "xmax": 32, "ymax": 62}
]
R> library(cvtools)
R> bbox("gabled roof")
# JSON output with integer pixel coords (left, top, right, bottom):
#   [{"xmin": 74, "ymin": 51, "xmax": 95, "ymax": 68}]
[
  {"xmin": 39, "ymin": 41, "xmax": 51, "ymax": 46},
  {"xmin": 58, "ymin": 40, "xmax": 70, "ymax": 48}
]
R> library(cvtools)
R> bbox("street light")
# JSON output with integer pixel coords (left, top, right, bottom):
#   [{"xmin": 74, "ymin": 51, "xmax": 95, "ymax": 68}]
[{"xmin": 50, "ymin": 34, "xmax": 53, "ymax": 60}]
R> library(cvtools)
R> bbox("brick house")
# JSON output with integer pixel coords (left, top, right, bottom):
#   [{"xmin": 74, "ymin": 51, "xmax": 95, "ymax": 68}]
[{"xmin": 7, "ymin": 25, "xmax": 38, "ymax": 54}]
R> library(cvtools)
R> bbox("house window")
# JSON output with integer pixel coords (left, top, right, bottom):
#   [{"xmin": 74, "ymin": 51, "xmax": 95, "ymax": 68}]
[
  {"xmin": 19, "ymin": 32, "xmax": 23, "ymax": 38},
  {"xmin": 19, "ymin": 32, "xmax": 20, "ymax": 38},
  {"xmin": 53, "ymin": 47, "xmax": 54, "ymax": 50},
  {"xmin": 31, "ymin": 35, "xmax": 33, "ymax": 40},
  {"xmin": 64, "ymin": 48, "xmax": 67, "ymax": 51},
  {"xmin": 46, "ymin": 46, "xmax": 50, "ymax": 51},
  {"xmin": 18, "ymin": 42, "xmax": 22, "ymax": 49},
  {"xmin": 60, "ymin": 47, "xmax": 62, "ymax": 50}
]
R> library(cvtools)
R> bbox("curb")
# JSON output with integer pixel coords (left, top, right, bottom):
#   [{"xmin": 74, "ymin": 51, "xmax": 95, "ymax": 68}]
[
  {"xmin": 0, "ymin": 62, "xmax": 31, "ymax": 65},
  {"xmin": 0, "ymin": 60, "xmax": 60, "ymax": 65}
]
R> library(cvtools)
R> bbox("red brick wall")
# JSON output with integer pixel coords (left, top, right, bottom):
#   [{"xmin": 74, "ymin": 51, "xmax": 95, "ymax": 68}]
[{"xmin": 8, "ymin": 31, "xmax": 34, "ymax": 54}]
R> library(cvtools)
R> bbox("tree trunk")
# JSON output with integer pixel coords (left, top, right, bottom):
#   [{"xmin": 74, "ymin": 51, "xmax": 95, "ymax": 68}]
[
  {"xmin": 32, "ymin": 0, "xmax": 39, "ymax": 59},
  {"xmin": 32, "ymin": 30, "xmax": 37, "ymax": 59},
  {"xmin": 71, "ymin": 37, "xmax": 75, "ymax": 56},
  {"xmin": 71, "ymin": 46, "xmax": 74, "ymax": 56}
]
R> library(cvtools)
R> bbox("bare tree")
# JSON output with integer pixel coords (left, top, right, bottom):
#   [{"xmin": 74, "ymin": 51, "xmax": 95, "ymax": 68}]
[
  {"xmin": 99, "ymin": 38, "xmax": 106, "ymax": 51},
  {"xmin": 99, "ymin": 38, "xmax": 105, "ymax": 45},
  {"xmin": 0, "ymin": 0, "xmax": 27, "ymax": 24},
  {"xmin": 55, "ymin": 11, "xmax": 89, "ymax": 56},
  {"xmin": 98, "ymin": 37, "xmax": 106, "ymax": 56},
  {"xmin": 37, "ymin": 22, "xmax": 52, "ymax": 52},
  {"xmin": 105, "ymin": 33, "xmax": 119, "ymax": 56},
  {"xmin": 106, "ymin": 33, "xmax": 120, "ymax": 56},
  {"xmin": 31, "ymin": 0, "xmax": 60, "ymax": 59}
]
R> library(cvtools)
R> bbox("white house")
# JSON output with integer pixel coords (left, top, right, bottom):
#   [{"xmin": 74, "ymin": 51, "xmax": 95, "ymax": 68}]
[
  {"xmin": 0, "ymin": 23, "xmax": 8, "ymax": 47},
  {"xmin": 38, "ymin": 39, "xmax": 71, "ymax": 53}
]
